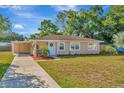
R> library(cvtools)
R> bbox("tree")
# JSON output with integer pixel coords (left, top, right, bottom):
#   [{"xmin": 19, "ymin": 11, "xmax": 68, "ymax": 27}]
[
  {"xmin": 0, "ymin": 14, "xmax": 25, "ymax": 42},
  {"xmin": 28, "ymin": 33, "xmax": 41, "ymax": 40},
  {"xmin": 113, "ymin": 32, "xmax": 124, "ymax": 48},
  {"xmin": 0, "ymin": 15, "xmax": 12, "ymax": 39},
  {"xmin": 38, "ymin": 20, "xmax": 59, "ymax": 37},
  {"xmin": 101, "ymin": 6, "xmax": 124, "ymax": 43},
  {"xmin": 81, "ymin": 6, "xmax": 103, "ymax": 38},
  {"xmin": 56, "ymin": 10, "xmax": 79, "ymax": 35},
  {"xmin": 0, "ymin": 32, "xmax": 25, "ymax": 42},
  {"xmin": 0, "ymin": 15, "xmax": 11, "ymax": 34},
  {"xmin": 56, "ymin": 6, "xmax": 103, "ymax": 39},
  {"xmin": 90, "ymin": 5, "xmax": 103, "ymax": 15},
  {"xmin": 57, "ymin": 6, "xmax": 103, "ymax": 38},
  {"xmin": 11, "ymin": 32, "xmax": 25, "ymax": 41}
]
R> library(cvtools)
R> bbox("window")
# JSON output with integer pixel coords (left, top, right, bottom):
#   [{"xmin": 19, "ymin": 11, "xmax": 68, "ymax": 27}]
[
  {"xmin": 70, "ymin": 42, "xmax": 80, "ymax": 51},
  {"xmin": 88, "ymin": 42, "xmax": 97, "ymax": 50},
  {"xmin": 59, "ymin": 42, "xmax": 65, "ymax": 51}
]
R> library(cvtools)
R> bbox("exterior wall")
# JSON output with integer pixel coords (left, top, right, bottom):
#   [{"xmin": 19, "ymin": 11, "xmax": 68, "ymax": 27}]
[
  {"xmin": 79, "ymin": 42, "xmax": 100, "ymax": 54},
  {"xmin": 37, "ymin": 41, "xmax": 48, "ymax": 50},
  {"xmin": 56, "ymin": 41, "xmax": 100, "ymax": 55},
  {"xmin": 13, "ymin": 43, "xmax": 31, "ymax": 54},
  {"xmin": 57, "ymin": 41, "xmax": 70, "ymax": 55},
  {"xmin": 12, "ymin": 40, "xmax": 100, "ymax": 56}
]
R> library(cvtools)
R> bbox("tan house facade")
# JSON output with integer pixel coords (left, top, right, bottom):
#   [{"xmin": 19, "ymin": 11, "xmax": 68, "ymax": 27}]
[{"xmin": 12, "ymin": 35, "xmax": 100, "ymax": 56}]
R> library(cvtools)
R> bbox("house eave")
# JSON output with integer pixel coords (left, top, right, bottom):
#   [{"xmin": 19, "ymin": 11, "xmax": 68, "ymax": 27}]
[
  {"xmin": 33, "ymin": 40, "xmax": 99, "ymax": 42},
  {"xmin": 12, "ymin": 41, "xmax": 32, "ymax": 44}
]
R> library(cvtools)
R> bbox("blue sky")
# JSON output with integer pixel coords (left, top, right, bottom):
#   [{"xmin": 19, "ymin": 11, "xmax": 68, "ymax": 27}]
[{"xmin": 0, "ymin": 5, "xmax": 110, "ymax": 36}]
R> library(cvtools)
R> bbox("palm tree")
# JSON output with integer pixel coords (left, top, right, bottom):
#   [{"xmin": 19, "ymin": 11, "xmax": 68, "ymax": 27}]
[{"xmin": 113, "ymin": 31, "xmax": 124, "ymax": 47}]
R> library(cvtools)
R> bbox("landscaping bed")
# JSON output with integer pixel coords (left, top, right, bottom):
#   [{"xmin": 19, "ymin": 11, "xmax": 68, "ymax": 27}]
[
  {"xmin": 38, "ymin": 55, "xmax": 124, "ymax": 88},
  {"xmin": 0, "ymin": 51, "xmax": 14, "ymax": 80}
]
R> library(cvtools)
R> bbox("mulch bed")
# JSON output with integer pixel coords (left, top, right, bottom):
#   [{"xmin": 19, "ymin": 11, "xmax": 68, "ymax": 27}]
[{"xmin": 32, "ymin": 56, "xmax": 54, "ymax": 61}]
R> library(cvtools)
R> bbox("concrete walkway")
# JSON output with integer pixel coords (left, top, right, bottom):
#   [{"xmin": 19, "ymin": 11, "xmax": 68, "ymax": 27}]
[{"xmin": 0, "ymin": 55, "xmax": 60, "ymax": 88}]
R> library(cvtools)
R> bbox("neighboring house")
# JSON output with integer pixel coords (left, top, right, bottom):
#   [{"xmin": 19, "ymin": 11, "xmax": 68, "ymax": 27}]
[{"xmin": 12, "ymin": 35, "xmax": 100, "ymax": 56}]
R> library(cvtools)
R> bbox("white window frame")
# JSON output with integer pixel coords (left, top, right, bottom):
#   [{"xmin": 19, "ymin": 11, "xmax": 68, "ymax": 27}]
[
  {"xmin": 88, "ymin": 42, "xmax": 97, "ymax": 50},
  {"xmin": 58, "ymin": 42, "xmax": 65, "ymax": 51},
  {"xmin": 70, "ymin": 42, "xmax": 80, "ymax": 51}
]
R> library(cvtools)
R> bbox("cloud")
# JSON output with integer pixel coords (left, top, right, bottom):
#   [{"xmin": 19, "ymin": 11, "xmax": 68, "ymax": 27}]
[
  {"xmin": 51, "ymin": 5, "xmax": 77, "ymax": 11},
  {"xmin": 0, "ymin": 5, "xmax": 22, "ymax": 10},
  {"xmin": 0, "ymin": 5, "xmax": 52, "ymax": 20},
  {"xmin": 15, "ymin": 12, "xmax": 52, "ymax": 20},
  {"xmin": 14, "ymin": 24, "xmax": 24, "ymax": 29},
  {"xmin": 3, "ymin": 6, "xmax": 38, "ymax": 19},
  {"xmin": 15, "ymin": 28, "xmax": 40, "ymax": 36},
  {"xmin": 15, "ymin": 12, "xmax": 36, "ymax": 19}
]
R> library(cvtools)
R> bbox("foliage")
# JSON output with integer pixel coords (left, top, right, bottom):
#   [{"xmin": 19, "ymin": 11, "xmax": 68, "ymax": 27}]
[
  {"xmin": 0, "ymin": 15, "xmax": 11, "ymax": 33},
  {"xmin": 0, "ymin": 32, "xmax": 25, "ymax": 42},
  {"xmin": 56, "ymin": 5, "xmax": 103, "ymax": 38},
  {"xmin": 37, "ymin": 49, "xmax": 42, "ymax": 57},
  {"xmin": 28, "ymin": 5, "xmax": 124, "ymax": 44},
  {"xmin": 27, "ymin": 33, "xmax": 40, "ymax": 40},
  {"xmin": 56, "ymin": 10, "xmax": 78, "ymax": 35},
  {"xmin": 101, "ymin": 6, "xmax": 124, "ymax": 43},
  {"xmin": 38, "ymin": 20, "xmax": 59, "ymax": 37},
  {"xmin": 0, "ymin": 15, "xmax": 25, "ymax": 42},
  {"xmin": 37, "ymin": 49, "xmax": 49, "ymax": 57},
  {"xmin": 100, "ymin": 45, "xmax": 118, "ymax": 55},
  {"xmin": 113, "ymin": 31, "xmax": 124, "ymax": 48},
  {"xmin": 42, "ymin": 49, "xmax": 49, "ymax": 56},
  {"xmin": 28, "ymin": 20, "xmax": 60, "ymax": 40}
]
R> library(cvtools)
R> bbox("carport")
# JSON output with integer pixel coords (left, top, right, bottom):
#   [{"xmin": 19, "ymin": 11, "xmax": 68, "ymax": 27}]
[{"xmin": 12, "ymin": 41, "xmax": 32, "ymax": 55}]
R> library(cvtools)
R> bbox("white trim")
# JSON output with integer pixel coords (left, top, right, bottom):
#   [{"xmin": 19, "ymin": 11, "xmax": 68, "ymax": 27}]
[
  {"xmin": 88, "ymin": 42, "xmax": 97, "ymax": 51},
  {"xmin": 70, "ymin": 42, "xmax": 80, "ymax": 51},
  {"xmin": 58, "ymin": 42, "xmax": 65, "ymax": 51},
  {"xmin": 12, "ymin": 41, "xmax": 32, "ymax": 43}
]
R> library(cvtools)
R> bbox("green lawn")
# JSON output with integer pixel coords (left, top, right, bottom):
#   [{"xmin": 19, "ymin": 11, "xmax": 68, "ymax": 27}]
[
  {"xmin": 38, "ymin": 55, "xmax": 124, "ymax": 88},
  {"xmin": 0, "ymin": 51, "xmax": 14, "ymax": 80}
]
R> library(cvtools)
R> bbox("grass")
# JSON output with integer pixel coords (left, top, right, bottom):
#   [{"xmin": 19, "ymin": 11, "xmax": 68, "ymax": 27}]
[
  {"xmin": 38, "ymin": 55, "xmax": 124, "ymax": 88},
  {"xmin": 0, "ymin": 51, "xmax": 14, "ymax": 80}
]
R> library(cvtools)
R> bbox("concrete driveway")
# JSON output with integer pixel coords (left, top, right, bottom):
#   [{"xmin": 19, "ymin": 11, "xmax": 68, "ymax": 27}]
[{"xmin": 0, "ymin": 55, "xmax": 60, "ymax": 88}]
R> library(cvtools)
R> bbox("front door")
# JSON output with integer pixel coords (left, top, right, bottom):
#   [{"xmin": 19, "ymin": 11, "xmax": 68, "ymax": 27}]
[{"xmin": 48, "ymin": 42, "xmax": 56, "ymax": 56}]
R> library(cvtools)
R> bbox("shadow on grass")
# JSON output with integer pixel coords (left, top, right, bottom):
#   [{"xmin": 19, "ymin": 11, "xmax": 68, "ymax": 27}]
[{"xmin": 0, "ymin": 64, "xmax": 49, "ymax": 88}]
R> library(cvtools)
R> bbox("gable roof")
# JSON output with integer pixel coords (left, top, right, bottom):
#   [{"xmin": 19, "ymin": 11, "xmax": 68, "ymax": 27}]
[{"xmin": 36, "ymin": 35, "xmax": 98, "ymax": 41}]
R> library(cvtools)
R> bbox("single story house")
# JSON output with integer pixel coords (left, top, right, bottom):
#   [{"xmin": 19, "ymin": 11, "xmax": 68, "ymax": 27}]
[{"xmin": 12, "ymin": 35, "xmax": 100, "ymax": 56}]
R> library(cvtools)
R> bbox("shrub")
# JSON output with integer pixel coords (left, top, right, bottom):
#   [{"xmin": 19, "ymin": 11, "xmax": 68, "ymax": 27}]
[
  {"xmin": 113, "ymin": 31, "xmax": 124, "ymax": 48},
  {"xmin": 100, "ymin": 45, "xmax": 118, "ymax": 55},
  {"xmin": 37, "ymin": 49, "xmax": 49, "ymax": 57},
  {"xmin": 42, "ymin": 49, "xmax": 49, "ymax": 57},
  {"xmin": 37, "ymin": 49, "xmax": 42, "ymax": 57}
]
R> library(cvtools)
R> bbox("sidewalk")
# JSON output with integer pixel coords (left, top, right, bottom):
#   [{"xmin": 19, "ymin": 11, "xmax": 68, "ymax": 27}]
[{"xmin": 0, "ymin": 55, "xmax": 60, "ymax": 88}]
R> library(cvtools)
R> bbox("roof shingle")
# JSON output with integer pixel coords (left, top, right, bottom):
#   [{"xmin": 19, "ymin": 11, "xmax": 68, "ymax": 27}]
[{"xmin": 36, "ymin": 35, "xmax": 98, "ymax": 41}]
